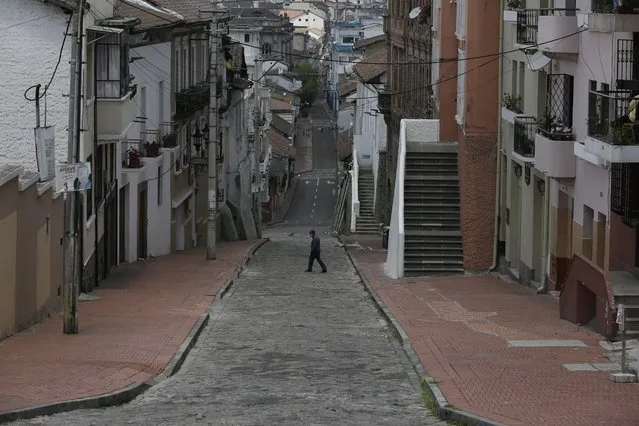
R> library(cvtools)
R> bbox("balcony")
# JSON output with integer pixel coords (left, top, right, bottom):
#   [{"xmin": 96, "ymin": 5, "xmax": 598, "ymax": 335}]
[
  {"xmin": 535, "ymin": 74, "xmax": 576, "ymax": 177},
  {"xmin": 537, "ymin": 9, "xmax": 579, "ymax": 54},
  {"xmin": 514, "ymin": 116, "xmax": 538, "ymax": 160},
  {"xmin": 174, "ymin": 83, "xmax": 209, "ymax": 121},
  {"xmin": 96, "ymin": 92, "xmax": 137, "ymax": 138},
  {"xmin": 590, "ymin": 0, "xmax": 639, "ymax": 33},
  {"xmin": 516, "ymin": 9, "xmax": 538, "ymax": 46},
  {"xmin": 586, "ymin": 89, "xmax": 639, "ymax": 162},
  {"xmin": 611, "ymin": 163, "xmax": 639, "ymax": 225}
]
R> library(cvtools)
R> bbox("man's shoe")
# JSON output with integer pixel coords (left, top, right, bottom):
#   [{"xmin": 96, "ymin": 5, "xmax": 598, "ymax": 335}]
[
  {"xmin": 305, "ymin": 270, "xmax": 312, "ymax": 272},
  {"xmin": 321, "ymin": 270, "xmax": 327, "ymax": 273}
]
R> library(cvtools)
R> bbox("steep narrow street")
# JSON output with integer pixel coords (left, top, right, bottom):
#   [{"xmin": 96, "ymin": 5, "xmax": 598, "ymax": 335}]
[{"xmin": 10, "ymin": 102, "xmax": 445, "ymax": 425}]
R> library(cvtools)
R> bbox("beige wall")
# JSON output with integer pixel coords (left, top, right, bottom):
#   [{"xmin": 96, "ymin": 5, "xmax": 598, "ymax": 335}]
[{"xmin": 0, "ymin": 169, "xmax": 63, "ymax": 340}]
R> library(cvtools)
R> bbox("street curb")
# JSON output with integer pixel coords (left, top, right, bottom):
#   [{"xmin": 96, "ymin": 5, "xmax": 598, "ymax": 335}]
[
  {"xmin": 0, "ymin": 238, "xmax": 269, "ymax": 425},
  {"xmin": 338, "ymin": 237, "xmax": 504, "ymax": 426}
]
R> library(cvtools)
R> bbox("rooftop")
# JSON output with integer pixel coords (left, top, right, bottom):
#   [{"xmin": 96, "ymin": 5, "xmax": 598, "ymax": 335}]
[{"xmin": 353, "ymin": 48, "xmax": 387, "ymax": 83}]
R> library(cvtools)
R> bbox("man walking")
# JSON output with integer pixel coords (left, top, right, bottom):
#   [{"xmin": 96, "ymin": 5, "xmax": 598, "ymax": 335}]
[{"xmin": 306, "ymin": 229, "xmax": 327, "ymax": 273}]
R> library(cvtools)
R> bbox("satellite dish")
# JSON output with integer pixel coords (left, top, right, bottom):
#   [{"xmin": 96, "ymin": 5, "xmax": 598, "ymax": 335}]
[{"xmin": 409, "ymin": 7, "xmax": 422, "ymax": 19}]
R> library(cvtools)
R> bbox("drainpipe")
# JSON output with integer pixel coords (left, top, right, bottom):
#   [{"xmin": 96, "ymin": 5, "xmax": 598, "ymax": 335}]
[
  {"xmin": 490, "ymin": 0, "xmax": 505, "ymax": 271},
  {"xmin": 538, "ymin": 178, "xmax": 551, "ymax": 294}
]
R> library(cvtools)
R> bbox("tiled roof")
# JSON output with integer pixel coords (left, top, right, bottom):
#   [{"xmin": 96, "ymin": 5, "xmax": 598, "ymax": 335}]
[
  {"xmin": 353, "ymin": 34, "xmax": 386, "ymax": 50},
  {"xmin": 268, "ymin": 128, "xmax": 296, "ymax": 157},
  {"xmin": 353, "ymin": 48, "xmax": 387, "ymax": 83},
  {"xmin": 270, "ymin": 98, "xmax": 293, "ymax": 112},
  {"xmin": 280, "ymin": 9, "xmax": 305, "ymax": 19},
  {"xmin": 271, "ymin": 113, "xmax": 293, "ymax": 136},
  {"xmin": 338, "ymin": 129, "xmax": 353, "ymax": 161},
  {"xmin": 337, "ymin": 77, "xmax": 357, "ymax": 97}
]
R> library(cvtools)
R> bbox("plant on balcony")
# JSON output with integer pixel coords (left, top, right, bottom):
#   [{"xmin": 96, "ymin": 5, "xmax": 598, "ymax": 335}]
[
  {"xmin": 538, "ymin": 110, "xmax": 574, "ymax": 141},
  {"xmin": 506, "ymin": 0, "xmax": 521, "ymax": 10},
  {"xmin": 611, "ymin": 121, "xmax": 639, "ymax": 145},
  {"xmin": 503, "ymin": 92, "xmax": 523, "ymax": 113},
  {"xmin": 125, "ymin": 147, "xmax": 142, "ymax": 168},
  {"xmin": 615, "ymin": 0, "xmax": 637, "ymax": 14},
  {"xmin": 143, "ymin": 141, "xmax": 160, "ymax": 157},
  {"xmin": 162, "ymin": 132, "xmax": 177, "ymax": 148}
]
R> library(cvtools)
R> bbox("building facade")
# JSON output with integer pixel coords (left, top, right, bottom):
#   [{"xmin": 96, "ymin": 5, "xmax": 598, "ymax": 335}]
[{"xmin": 500, "ymin": 0, "xmax": 639, "ymax": 338}]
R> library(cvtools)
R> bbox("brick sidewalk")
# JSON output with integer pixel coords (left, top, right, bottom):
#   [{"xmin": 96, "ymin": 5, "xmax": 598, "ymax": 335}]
[
  {"xmin": 342, "ymin": 235, "xmax": 639, "ymax": 426},
  {"xmin": 0, "ymin": 240, "xmax": 262, "ymax": 416}
]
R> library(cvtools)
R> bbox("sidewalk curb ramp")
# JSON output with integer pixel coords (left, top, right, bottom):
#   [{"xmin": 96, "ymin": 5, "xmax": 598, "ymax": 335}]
[
  {"xmin": 338, "ymin": 236, "xmax": 504, "ymax": 426},
  {"xmin": 0, "ymin": 238, "xmax": 269, "ymax": 424}
]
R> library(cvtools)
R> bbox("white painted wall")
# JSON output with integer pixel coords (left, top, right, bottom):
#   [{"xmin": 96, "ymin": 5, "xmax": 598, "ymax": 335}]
[
  {"xmin": 291, "ymin": 12, "xmax": 325, "ymax": 31},
  {"xmin": 573, "ymin": 158, "xmax": 610, "ymax": 225},
  {"xmin": 129, "ymin": 42, "xmax": 172, "ymax": 140},
  {"xmin": 119, "ymin": 153, "xmax": 172, "ymax": 262}
]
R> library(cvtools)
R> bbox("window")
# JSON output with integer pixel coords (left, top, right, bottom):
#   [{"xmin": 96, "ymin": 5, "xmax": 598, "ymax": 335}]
[
  {"xmin": 95, "ymin": 32, "xmax": 130, "ymax": 98},
  {"xmin": 583, "ymin": 205, "xmax": 594, "ymax": 260},
  {"xmin": 157, "ymin": 166, "xmax": 162, "ymax": 206},
  {"xmin": 181, "ymin": 48, "xmax": 187, "ymax": 89},
  {"xmin": 175, "ymin": 50, "xmax": 180, "ymax": 91},
  {"xmin": 342, "ymin": 36, "xmax": 355, "ymax": 44},
  {"xmin": 158, "ymin": 81, "xmax": 164, "ymax": 125},
  {"xmin": 244, "ymin": 33, "xmax": 250, "ymax": 43},
  {"xmin": 191, "ymin": 43, "xmax": 196, "ymax": 86},
  {"xmin": 86, "ymin": 154, "xmax": 93, "ymax": 219}
]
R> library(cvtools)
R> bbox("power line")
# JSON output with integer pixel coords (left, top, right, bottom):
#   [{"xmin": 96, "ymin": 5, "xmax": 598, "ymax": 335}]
[
  {"xmin": 23, "ymin": 16, "xmax": 72, "ymax": 102},
  {"xmin": 0, "ymin": 13, "xmax": 55, "ymax": 32}
]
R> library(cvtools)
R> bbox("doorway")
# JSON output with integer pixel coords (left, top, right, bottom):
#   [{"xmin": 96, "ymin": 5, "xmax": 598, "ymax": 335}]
[
  {"xmin": 138, "ymin": 183, "xmax": 148, "ymax": 259},
  {"xmin": 119, "ymin": 185, "xmax": 127, "ymax": 264}
]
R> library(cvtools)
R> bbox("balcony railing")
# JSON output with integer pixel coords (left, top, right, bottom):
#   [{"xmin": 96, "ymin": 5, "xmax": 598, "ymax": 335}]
[
  {"xmin": 588, "ymin": 89, "xmax": 639, "ymax": 146},
  {"xmin": 514, "ymin": 116, "xmax": 538, "ymax": 157},
  {"xmin": 516, "ymin": 9, "xmax": 538, "ymax": 45},
  {"xmin": 611, "ymin": 163, "xmax": 639, "ymax": 225},
  {"xmin": 175, "ymin": 82, "xmax": 210, "ymax": 120},
  {"xmin": 592, "ymin": 0, "xmax": 639, "ymax": 14},
  {"xmin": 538, "ymin": 74, "xmax": 575, "ymax": 141},
  {"xmin": 159, "ymin": 121, "xmax": 177, "ymax": 148}
]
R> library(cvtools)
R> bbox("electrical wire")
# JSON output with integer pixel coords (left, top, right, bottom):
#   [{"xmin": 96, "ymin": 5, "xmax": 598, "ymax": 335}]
[
  {"xmin": 0, "ymin": 13, "xmax": 55, "ymax": 32},
  {"xmin": 23, "ymin": 15, "xmax": 72, "ymax": 102}
]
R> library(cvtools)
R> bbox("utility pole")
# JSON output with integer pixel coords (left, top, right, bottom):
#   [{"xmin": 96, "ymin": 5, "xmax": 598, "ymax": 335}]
[
  {"xmin": 63, "ymin": 0, "xmax": 84, "ymax": 334},
  {"xmin": 252, "ymin": 58, "xmax": 263, "ymax": 239},
  {"xmin": 207, "ymin": 17, "xmax": 220, "ymax": 260}
]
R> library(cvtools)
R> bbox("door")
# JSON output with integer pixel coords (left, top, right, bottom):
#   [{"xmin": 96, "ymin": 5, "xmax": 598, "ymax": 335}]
[
  {"xmin": 119, "ymin": 186, "xmax": 126, "ymax": 263},
  {"xmin": 138, "ymin": 184, "xmax": 148, "ymax": 259}
]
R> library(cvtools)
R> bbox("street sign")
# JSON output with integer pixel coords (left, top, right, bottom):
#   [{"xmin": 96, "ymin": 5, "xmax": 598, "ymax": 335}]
[
  {"xmin": 54, "ymin": 162, "xmax": 92, "ymax": 194},
  {"xmin": 34, "ymin": 126, "xmax": 56, "ymax": 181}
]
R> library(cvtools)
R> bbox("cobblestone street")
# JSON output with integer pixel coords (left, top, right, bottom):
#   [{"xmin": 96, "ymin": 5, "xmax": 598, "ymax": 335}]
[{"xmin": 12, "ymin": 232, "xmax": 445, "ymax": 425}]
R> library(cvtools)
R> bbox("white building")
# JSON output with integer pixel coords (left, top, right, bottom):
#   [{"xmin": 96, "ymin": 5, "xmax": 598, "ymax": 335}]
[{"xmin": 500, "ymin": 0, "xmax": 639, "ymax": 338}]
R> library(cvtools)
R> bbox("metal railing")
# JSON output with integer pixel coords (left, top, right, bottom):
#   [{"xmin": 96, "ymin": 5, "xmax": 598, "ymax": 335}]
[
  {"xmin": 538, "ymin": 74, "xmax": 575, "ymax": 141},
  {"xmin": 516, "ymin": 9, "xmax": 538, "ymax": 45},
  {"xmin": 175, "ymin": 82, "xmax": 209, "ymax": 120},
  {"xmin": 587, "ymin": 89, "xmax": 639, "ymax": 146},
  {"xmin": 592, "ymin": 0, "xmax": 638, "ymax": 13},
  {"xmin": 514, "ymin": 116, "xmax": 538, "ymax": 157}
]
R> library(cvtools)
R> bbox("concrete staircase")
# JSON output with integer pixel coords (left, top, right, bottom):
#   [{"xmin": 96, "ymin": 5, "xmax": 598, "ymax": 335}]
[
  {"xmin": 355, "ymin": 171, "xmax": 378, "ymax": 234},
  {"xmin": 403, "ymin": 147, "xmax": 464, "ymax": 276},
  {"xmin": 610, "ymin": 271, "xmax": 639, "ymax": 340}
]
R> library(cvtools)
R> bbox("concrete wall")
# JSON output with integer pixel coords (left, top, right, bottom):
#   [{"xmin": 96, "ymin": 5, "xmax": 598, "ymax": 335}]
[{"xmin": 0, "ymin": 166, "xmax": 63, "ymax": 340}]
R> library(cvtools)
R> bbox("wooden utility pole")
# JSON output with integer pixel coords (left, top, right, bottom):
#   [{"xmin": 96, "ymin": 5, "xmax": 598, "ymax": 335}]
[
  {"xmin": 63, "ymin": 0, "xmax": 84, "ymax": 334},
  {"xmin": 207, "ymin": 18, "xmax": 220, "ymax": 260}
]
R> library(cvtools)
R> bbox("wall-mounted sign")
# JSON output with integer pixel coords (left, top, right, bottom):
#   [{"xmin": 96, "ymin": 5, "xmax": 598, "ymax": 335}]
[
  {"xmin": 34, "ymin": 126, "xmax": 56, "ymax": 181},
  {"xmin": 55, "ymin": 162, "xmax": 92, "ymax": 194}
]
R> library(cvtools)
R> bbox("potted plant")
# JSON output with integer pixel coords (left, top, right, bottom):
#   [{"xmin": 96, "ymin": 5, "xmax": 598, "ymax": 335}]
[
  {"xmin": 162, "ymin": 132, "xmax": 177, "ymax": 147},
  {"xmin": 143, "ymin": 141, "xmax": 160, "ymax": 157},
  {"xmin": 126, "ymin": 147, "xmax": 141, "ymax": 168},
  {"xmin": 506, "ymin": 0, "xmax": 521, "ymax": 10},
  {"xmin": 615, "ymin": 0, "xmax": 637, "ymax": 14},
  {"xmin": 503, "ymin": 92, "xmax": 523, "ymax": 113}
]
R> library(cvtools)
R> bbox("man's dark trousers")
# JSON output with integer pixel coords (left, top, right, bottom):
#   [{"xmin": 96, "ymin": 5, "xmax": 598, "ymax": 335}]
[{"xmin": 308, "ymin": 250, "xmax": 327, "ymax": 272}]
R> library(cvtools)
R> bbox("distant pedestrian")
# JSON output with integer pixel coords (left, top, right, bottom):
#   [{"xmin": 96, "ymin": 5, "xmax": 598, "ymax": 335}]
[{"xmin": 306, "ymin": 229, "xmax": 327, "ymax": 273}]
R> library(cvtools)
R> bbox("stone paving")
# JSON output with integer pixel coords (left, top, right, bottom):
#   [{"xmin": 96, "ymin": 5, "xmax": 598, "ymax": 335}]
[
  {"xmin": 10, "ymin": 232, "xmax": 446, "ymax": 425},
  {"xmin": 0, "ymin": 240, "xmax": 261, "ymax": 417},
  {"xmin": 342, "ymin": 234, "xmax": 639, "ymax": 426}
]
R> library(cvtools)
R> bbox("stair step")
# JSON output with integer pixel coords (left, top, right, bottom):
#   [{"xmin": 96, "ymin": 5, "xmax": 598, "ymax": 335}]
[
  {"xmin": 405, "ymin": 230, "xmax": 461, "ymax": 237},
  {"xmin": 404, "ymin": 269, "xmax": 465, "ymax": 276},
  {"xmin": 405, "ymin": 175, "xmax": 459, "ymax": 182}
]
